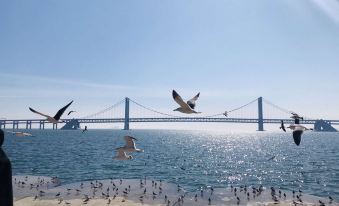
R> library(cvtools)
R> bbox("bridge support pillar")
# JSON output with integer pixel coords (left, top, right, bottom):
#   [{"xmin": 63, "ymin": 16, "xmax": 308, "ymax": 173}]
[
  {"xmin": 26, "ymin": 121, "xmax": 32, "ymax": 129},
  {"xmin": 39, "ymin": 121, "xmax": 45, "ymax": 130},
  {"xmin": 124, "ymin": 97, "xmax": 130, "ymax": 130},
  {"xmin": 257, "ymin": 97, "xmax": 264, "ymax": 131},
  {"xmin": 53, "ymin": 123, "xmax": 58, "ymax": 130},
  {"xmin": 12, "ymin": 121, "xmax": 19, "ymax": 130}
]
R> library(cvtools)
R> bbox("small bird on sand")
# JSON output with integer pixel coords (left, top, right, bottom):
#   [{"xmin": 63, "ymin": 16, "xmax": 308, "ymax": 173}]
[{"xmin": 29, "ymin": 101, "xmax": 73, "ymax": 123}]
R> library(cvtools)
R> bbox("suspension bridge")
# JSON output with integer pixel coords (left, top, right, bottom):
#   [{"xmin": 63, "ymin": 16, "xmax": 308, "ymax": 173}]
[{"xmin": 0, "ymin": 97, "xmax": 338, "ymax": 131}]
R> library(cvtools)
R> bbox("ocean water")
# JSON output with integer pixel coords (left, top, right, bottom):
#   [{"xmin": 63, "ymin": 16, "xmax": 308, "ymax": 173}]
[{"xmin": 3, "ymin": 129, "xmax": 339, "ymax": 199}]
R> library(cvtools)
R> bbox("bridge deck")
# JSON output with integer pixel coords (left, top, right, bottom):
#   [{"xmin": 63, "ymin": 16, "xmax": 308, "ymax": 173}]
[{"xmin": 1, "ymin": 118, "xmax": 339, "ymax": 125}]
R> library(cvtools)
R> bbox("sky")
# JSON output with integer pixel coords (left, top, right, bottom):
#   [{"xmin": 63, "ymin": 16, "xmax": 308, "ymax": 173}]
[{"xmin": 0, "ymin": 0, "xmax": 339, "ymax": 130}]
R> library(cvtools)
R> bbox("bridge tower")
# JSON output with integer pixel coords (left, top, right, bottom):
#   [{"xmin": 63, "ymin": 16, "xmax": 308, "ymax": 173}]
[
  {"xmin": 257, "ymin": 97, "xmax": 264, "ymax": 131},
  {"xmin": 124, "ymin": 97, "xmax": 130, "ymax": 130}
]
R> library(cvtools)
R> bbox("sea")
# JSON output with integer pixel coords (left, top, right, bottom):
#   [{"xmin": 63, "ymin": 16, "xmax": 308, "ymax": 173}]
[{"xmin": 3, "ymin": 129, "xmax": 339, "ymax": 200}]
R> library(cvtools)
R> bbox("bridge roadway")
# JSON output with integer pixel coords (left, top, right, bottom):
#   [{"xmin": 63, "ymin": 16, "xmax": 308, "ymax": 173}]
[{"xmin": 1, "ymin": 117, "xmax": 339, "ymax": 127}]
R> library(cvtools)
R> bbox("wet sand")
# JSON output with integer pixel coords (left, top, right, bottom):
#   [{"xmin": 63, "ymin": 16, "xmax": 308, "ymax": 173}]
[{"xmin": 13, "ymin": 175, "xmax": 338, "ymax": 206}]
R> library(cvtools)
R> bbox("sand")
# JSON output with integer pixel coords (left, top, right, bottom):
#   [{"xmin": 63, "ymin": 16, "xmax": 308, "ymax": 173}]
[
  {"xmin": 14, "ymin": 197, "xmax": 164, "ymax": 206},
  {"xmin": 12, "ymin": 175, "xmax": 338, "ymax": 206}
]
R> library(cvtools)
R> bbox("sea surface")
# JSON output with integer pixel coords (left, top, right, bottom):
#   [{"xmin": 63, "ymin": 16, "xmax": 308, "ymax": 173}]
[{"xmin": 3, "ymin": 129, "xmax": 339, "ymax": 199}]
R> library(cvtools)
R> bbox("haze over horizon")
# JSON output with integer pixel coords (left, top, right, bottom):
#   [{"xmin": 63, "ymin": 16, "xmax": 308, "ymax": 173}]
[{"xmin": 1, "ymin": 0, "xmax": 339, "ymax": 130}]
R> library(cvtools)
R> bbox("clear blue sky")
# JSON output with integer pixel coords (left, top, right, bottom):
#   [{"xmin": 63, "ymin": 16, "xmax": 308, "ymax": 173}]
[{"xmin": 1, "ymin": 0, "xmax": 339, "ymax": 128}]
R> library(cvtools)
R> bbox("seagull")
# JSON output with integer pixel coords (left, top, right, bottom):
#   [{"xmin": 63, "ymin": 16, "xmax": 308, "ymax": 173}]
[
  {"xmin": 7, "ymin": 131, "xmax": 34, "ymax": 137},
  {"xmin": 291, "ymin": 112, "xmax": 303, "ymax": 121},
  {"xmin": 29, "ymin": 101, "xmax": 73, "ymax": 123},
  {"xmin": 82, "ymin": 126, "xmax": 88, "ymax": 133},
  {"xmin": 113, "ymin": 148, "xmax": 133, "ymax": 160},
  {"xmin": 67, "ymin": 110, "xmax": 76, "ymax": 115},
  {"xmin": 118, "ymin": 136, "xmax": 144, "ymax": 153},
  {"xmin": 279, "ymin": 120, "xmax": 286, "ymax": 132},
  {"xmin": 223, "ymin": 111, "xmax": 228, "ymax": 117},
  {"xmin": 172, "ymin": 90, "xmax": 201, "ymax": 114},
  {"xmin": 287, "ymin": 124, "xmax": 312, "ymax": 146},
  {"xmin": 286, "ymin": 114, "xmax": 312, "ymax": 146}
]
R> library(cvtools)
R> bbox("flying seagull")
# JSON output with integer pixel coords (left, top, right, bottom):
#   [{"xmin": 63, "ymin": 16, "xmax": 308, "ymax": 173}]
[
  {"xmin": 287, "ymin": 120, "xmax": 312, "ymax": 146},
  {"xmin": 114, "ymin": 148, "xmax": 133, "ymax": 160},
  {"xmin": 67, "ymin": 110, "xmax": 76, "ymax": 115},
  {"xmin": 119, "ymin": 136, "xmax": 144, "ymax": 153},
  {"xmin": 82, "ymin": 126, "xmax": 87, "ymax": 133},
  {"xmin": 291, "ymin": 112, "xmax": 303, "ymax": 121},
  {"xmin": 280, "ymin": 120, "xmax": 286, "ymax": 132},
  {"xmin": 172, "ymin": 90, "xmax": 201, "ymax": 114},
  {"xmin": 29, "ymin": 101, "xmax": 73, "ymax": 123}
]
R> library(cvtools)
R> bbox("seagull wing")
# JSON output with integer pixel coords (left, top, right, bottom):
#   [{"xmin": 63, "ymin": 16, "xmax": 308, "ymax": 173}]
[
  {"xmin": 187, "ymin": 92, "xmax": 200, "ymax": 109},
  {"xmin": 296, "ymin": 125, "xmax": 310, "ymax": 130},
  {"xmin": 172, "ymin": 90, "xmax": 191, "ymax": 109},
  {"xmin": 67, "ymin": 111, "xmax": 75, "ymax": 115},
  {"xmin": 292, "ymin": 129, "xmax": 303, "ymax": 146},
  {"xmin": 280, "ymin": 120, "xmax": 286, "ymax": 132},
  {"xmin": 124, "ymin": 136, "xmax": 137, "ymax": 149},
  {"xmin": 29, "ymin": 107, "xmax": 51, "ymax": 118},
  {"xmin": 116, "ymin": 148, "xmax": 127, "ymax": 158},
  {"xmin": 54, "ymin": 101, "xmax": 73, "ymax": 120}
]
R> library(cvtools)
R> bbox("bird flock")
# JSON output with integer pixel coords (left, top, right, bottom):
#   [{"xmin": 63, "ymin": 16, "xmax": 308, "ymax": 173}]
[{"xmin": 13, "ymin": 175, "xmax": 336, "ymax": 206}]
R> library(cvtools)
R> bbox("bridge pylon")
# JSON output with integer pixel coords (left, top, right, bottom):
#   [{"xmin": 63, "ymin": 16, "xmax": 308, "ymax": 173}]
[
  {"xmin": 257, "ymin": 97, "xmax": 264, "ymax": 131},
  {"xmin": 124, "ymin": 97, "xmax": 130, "ymax": 130}
]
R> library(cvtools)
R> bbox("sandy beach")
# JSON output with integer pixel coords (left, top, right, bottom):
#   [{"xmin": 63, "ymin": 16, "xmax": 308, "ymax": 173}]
[
  {"xmin": 14, "ymin": 197, "xmax": 163, "ymax": 206},
  {"xmin": 12, "ymin": 197, "xmax": 313, "ymax": 206},
  {"xmin": 12, "ymin": 175, "xmax": 338, "ymax": 206}
]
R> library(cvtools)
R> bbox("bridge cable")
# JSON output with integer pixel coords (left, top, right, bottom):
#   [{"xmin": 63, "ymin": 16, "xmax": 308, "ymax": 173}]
[
  {"xmin": 262, "ymin": 98, "xmax": 315, "ymax": 120},
  {"xmin": 262, "ymin": 98, "xmax": 291, "ymax": 115},
  {"xmin": 202, "ymin": 98, "xmax": 259, "ymax": 118},
  {"xmin": 80, "ymin": 99, "xmax": 125, "ymax": 119},
  {"xmin": 129, "ymin": 99, "xmax": 184, "ymax": 118}
]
